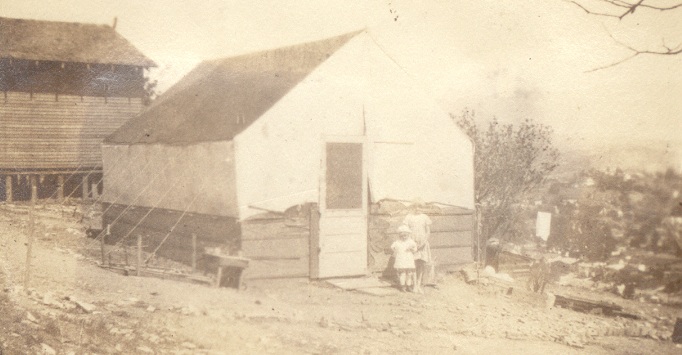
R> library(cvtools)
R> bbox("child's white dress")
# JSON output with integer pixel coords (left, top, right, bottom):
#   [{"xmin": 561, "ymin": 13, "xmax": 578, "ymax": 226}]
[{"xmin": 391, "ymin": 239, "xmax": 417, "ymax": 270}]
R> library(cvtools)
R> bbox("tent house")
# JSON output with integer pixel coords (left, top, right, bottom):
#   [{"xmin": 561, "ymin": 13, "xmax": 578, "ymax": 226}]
[{"xmin": 101, "ymin": 31, "xmax": 475, "ymax": 280}]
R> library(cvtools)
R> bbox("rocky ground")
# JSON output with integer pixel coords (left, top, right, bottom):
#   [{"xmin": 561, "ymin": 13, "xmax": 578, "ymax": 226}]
[{"xmin": 1, "ymin": 202, "xmax": 682, "ymax": 354}]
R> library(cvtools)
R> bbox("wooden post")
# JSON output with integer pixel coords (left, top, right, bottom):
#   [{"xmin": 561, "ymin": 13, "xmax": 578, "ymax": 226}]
[
  {"xmin": 215, "ymin": 266, "xmax": 223, "ymax": 288},
  {"xmin": 191, "ymin": 233, "xmax": 197, "ymax": 273},
  {"xmin": 309, "ymin": 203, "xmax": 320, "ymax": 279},
  {"xmin": 137, "ymin": 235, "xmax": 142, "ymax": 276},
  {"xmin": 57, "ymin": 175, "xmax": 64, "ymax": 201},
  {"xmin": 24, "ymin": 183, "xmax": 37, "ymax": 287},
  {"xmin": 30, "ymin": 176, "xmax": 38, "ymax": 202},
  {"xmin": 124, "ymin": 243, "xmax": 129, "ymax": 266},
  {"xmin": 91, "ymin": 183, "xmax": 99, "ymax": 199},
  {"xmin": 101, "ymin": 224, "xmax": 109, "ymax": 265},
  {"xmin": 4, "ymin": 175, "xmax": 11, "ymax": 203},
  {"xmin": 82, "ymin": 175, "xmax": 88, "ymax": 199},
  {"xmin": 5, "ymin": 175, "xmax": 13, "ymax": 203}
]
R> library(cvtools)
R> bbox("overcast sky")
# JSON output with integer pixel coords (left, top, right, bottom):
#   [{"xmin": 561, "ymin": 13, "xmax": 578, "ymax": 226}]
[{"xmin": 2, "ymin": 0, "xmax": 681, "ymax": 169}]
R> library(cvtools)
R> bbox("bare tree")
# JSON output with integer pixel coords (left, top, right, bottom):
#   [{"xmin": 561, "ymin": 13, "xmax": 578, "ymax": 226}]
[{"xmin": 569, "ymin": 0, "xmax": 682, "ymax": 70}]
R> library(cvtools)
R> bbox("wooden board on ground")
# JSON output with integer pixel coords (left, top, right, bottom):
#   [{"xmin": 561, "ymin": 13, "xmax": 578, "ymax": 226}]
[
  {"xmin": 356, "ymin": 287, "xmax": 398, "ymax": 296},
  {"xmin": 326, "ymin": 277, "xmax": 391, "ymax": 290}
]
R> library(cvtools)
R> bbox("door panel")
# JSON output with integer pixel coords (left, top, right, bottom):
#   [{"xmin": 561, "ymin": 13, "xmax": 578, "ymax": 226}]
[
  {"xmin": 319, "ymin": 215, "xmax": 365, "ymax": 236},
  {"xmin": 319, "ymin": 230, "xmax": 366, "ymax": 253},
  {"xmin": 316, "ymin": 137, "xmax": 368, "ymax": 278}
]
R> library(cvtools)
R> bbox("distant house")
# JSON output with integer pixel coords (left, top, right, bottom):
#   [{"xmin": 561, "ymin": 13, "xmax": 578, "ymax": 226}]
[
  {"xmin": 0, "ymin": 17, "xmax": 155, "ymax": 202},
  {"xmin": 101, "ymin": 31, "xmax": 475, "ymax": 280}
]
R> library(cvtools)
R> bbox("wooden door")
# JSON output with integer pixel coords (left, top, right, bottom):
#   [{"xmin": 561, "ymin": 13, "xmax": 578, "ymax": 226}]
[{"xmin": 315, "ymin": 137, "xmax": 368, "ymax": 278}]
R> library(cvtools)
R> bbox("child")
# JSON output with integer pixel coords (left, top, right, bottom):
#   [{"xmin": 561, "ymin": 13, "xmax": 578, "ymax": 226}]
[
  {"xmin": 392, "ymin": 225, "xmax": 417, "ymax": 292},
  {"xmin": 403, "ymin": 200, "xmax": 432, "ymax": 294}
]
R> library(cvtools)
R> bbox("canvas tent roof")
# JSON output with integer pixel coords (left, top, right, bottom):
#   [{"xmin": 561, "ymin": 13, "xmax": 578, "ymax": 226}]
[
  {"xmin": 0, "ymin": 17, "xmax": 156, "ymax": 67},
  {"xmin": 105, "ymin": 31, "xmax": 360, "ymax": 145}
]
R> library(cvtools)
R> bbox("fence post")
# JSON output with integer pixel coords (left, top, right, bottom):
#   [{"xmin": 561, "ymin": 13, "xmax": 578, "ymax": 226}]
[
  {"xmin": 24, "ymin": 182, "xmax": 37, "ymax": 287},
  {"xmin": 57, "ymin": 175, "xmax": 64, "ymax": 201},
  {"xmin": 5, "ymin": 175, "xmax": 12, "ymax": 203},
  {"xmin": 101, "ymin": 224, "xmax": 109, "ymax": 265},
  {"xmin": 30, "ymin": 175, "xmax": 38, "ymax": 201},
  {"xmin": 82, "ymin": 175, "xmax": 88, "ymax": 199}
]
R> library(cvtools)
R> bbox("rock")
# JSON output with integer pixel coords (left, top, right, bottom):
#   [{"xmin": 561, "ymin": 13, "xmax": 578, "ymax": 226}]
[
  {"xmin": 181, "ymin": 305, "xmax": 200, "ymax": 316},
  {"xmin": 319, "ymin": 316, "xmax": 330, "ymax": 328},
  {"xmin": 40, "ymin": 343, "xmax": 56, "ymax": 355},
  {"xmin": 74, "ymin": 300, "xmax": 96, "ymax": 313},
  {"xmin": 26, "ymin": 311, "xmax": 38, "ymax": 323},
  {"xmin": 146, "ymin": 306, "xmax": 156, "ymax": 313},
  {"xmin": 42, "ymin": 292, "xmax": 56, "ymax": 306}
]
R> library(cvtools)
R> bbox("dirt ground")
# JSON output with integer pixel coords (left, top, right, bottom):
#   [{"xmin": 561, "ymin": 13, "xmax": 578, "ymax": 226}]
[{"xmin": 1, "ymin": 202, "xmax": 682, "ymax": 354}]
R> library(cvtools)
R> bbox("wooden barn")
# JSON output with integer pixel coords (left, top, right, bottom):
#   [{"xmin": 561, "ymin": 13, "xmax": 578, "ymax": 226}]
[
  {"xmin": 0, "ymin": 17, "xmax": 155, "ymax": 202},
  {"xmin": 101, "ymin": 31, "xmax": 475, "ymax": 280}
]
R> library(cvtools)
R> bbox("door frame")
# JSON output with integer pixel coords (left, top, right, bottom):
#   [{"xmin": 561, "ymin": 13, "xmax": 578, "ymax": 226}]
[{"xmin": 311, "ymin": 134, "xmax": 368, "ymax": 279}]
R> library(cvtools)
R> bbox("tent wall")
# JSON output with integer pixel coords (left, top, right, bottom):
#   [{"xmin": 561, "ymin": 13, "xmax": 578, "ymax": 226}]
[
  {"xmin": 234, "ymin": 32, "xmax": 474, "ymax": 220},
  {"xmin": 101, "ymin": 141, "xmax": 238, "ymax": 217}
]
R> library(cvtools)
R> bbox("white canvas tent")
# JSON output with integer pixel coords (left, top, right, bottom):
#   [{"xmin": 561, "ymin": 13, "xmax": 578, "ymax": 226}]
[{"xmin": 102, "ymin": 30, "xmax": 474, "ymax": 279}]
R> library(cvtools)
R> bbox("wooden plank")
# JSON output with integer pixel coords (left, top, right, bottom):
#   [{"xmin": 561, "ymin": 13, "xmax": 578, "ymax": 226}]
[
  {"xmin": 431, "ymin": 246, "xmax": 474, "ymax": 266},
  {"xmin": 368, "ymin": 214, "xmax": 473, "ymax": 233},
  {"xmin": 429, "ymin": 230, "xmax": 473, "ymax": 248},
  {"xmin": 326, "ymin": 277, "xmax": 391, "ymax": 290},
  {"xmin": 241, "ymin": 238, "xmax": 309, "ymax": 259},
  {"xmin": 430, "ymin": 214, "xmax": 474, "ymax": 233},
  {"xmin": 241, "ymin": 218, "xmax": 309, "ymax": 241}
]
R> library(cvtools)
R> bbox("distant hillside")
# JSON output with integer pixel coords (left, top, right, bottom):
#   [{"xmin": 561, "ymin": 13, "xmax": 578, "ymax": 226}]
[{"xmin": 553, "ymin": 143, "xmax": 681, "ymax": 178}]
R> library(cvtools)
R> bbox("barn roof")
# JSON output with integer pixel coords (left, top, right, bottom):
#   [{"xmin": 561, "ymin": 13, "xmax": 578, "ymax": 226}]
[
  {"xmin": 105, "ymin": 31, "xmax": 361, "ymax": 145},
  {"xmin": 0, "ymin": 17, "xmax": 155, "ymax": 67}
]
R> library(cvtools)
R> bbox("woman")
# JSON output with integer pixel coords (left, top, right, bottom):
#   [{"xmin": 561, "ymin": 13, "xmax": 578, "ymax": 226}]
[{"xmin": 403, "ymin": 200, "xmax": 432, "ymax": 294}]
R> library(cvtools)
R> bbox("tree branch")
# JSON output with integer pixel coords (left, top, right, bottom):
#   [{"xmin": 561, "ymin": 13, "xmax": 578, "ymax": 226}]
[
  {"xmin": 569, "ymin": 0, "xmax": 621, "ymax": 18},
  {"xmin": 586, "ymin": 27, "xmax": 682, "ymax": 72},
  {"xmin": 569, "ymin": 0, "xmax": 682, "ymax": 19}
]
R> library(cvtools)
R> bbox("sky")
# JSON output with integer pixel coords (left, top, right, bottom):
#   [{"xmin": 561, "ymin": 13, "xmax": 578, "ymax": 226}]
[{"xmin": 2, "ymin": 0, "xmax": 681, "ymax": 170}]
